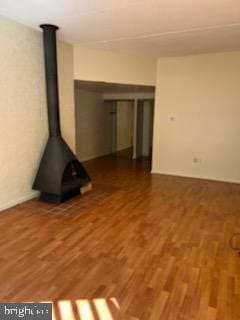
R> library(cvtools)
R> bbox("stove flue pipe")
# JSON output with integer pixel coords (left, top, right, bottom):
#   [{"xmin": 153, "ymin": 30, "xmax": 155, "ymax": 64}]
[{"xmin": 40, "ymin": 24, "xmax": 61, "ymax": 136}]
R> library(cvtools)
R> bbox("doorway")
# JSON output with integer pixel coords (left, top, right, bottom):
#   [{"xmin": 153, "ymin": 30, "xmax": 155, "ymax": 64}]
[{"xmin": 108, "ymin": 98, "xmax": 154, "ymax": 163}]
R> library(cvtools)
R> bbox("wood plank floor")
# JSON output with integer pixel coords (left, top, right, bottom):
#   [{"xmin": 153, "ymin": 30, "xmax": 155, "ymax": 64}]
[{"xmin": 0, "ymin": 156, "xmax": 240, "ymax": 319}]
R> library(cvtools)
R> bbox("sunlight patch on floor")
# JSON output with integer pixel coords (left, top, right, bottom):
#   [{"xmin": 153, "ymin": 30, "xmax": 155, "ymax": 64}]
[
  {"xmin": 76, "ymin": 299, "xmax": 94, "ymax": 320},
  {"xmin": 38, "ymin": 297, "xmax": 121, "ymax": 320}
]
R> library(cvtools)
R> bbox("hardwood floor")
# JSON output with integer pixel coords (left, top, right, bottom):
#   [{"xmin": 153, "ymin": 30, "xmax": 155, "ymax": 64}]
[{"xmin": 0, "ymin": 156, "xmax": 240, "ymax": 319}]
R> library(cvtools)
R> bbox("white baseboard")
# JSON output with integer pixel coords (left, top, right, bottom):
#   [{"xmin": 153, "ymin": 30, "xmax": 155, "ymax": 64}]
[
  {"xmin": 79, "ymin": 155, "xmax": 101, "ymax": 162},
  {"xmin": 79, "ymin": 152, "xmax": 112, "ymax": 162},
  {"xmin": 0, "ymin": 191, "xmax": 39, "ymax": 212},
  {"xmin": 116, "ymin": 146, "xmax": 133, "ymax": 152},
  {"xmin": 151, "ymin": 169, "xmax": 240, "ymax": 185},
  {"xmin": 79, "ymin": 147, "xmax": 133, "ymax": 163}
]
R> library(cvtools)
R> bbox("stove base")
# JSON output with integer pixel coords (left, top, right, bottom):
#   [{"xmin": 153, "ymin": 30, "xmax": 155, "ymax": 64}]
[{"xmin": 40, "ymin": 188, "xmax": 80, "ymax": 204}]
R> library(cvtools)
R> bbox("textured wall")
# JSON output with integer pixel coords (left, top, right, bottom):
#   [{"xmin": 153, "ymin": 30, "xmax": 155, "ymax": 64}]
[
  {"xmin": 0, "ymin": 16, "xmax": 75, "ymax": 210},
  {"xmin": 75, "ymin": 89, "xmax": 112, "ymax": 161},
  {"xmin": 74, "ymin": 46, "xmax": 157, "ymax": 85},
  {"xmin": 152, "ymin": 52, "xmax": 240, "ymax": 183},
  {"xmin": 57, "ymin": 41, "xmax": 76, "ymax": 152}
]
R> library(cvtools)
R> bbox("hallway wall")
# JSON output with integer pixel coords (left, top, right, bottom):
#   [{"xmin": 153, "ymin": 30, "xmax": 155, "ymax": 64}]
[
  {"xmin": 116, "ymin": 101, "xmax": 134, "ymax": 151},
  {"xmin": 75, "ymin": 89, "xmax": 112, "ymax": 161}
]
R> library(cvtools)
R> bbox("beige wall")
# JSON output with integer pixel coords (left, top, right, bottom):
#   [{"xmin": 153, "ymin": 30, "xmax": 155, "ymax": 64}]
[
  {"xmin": 74, "ymin": 46, "xmax": 157, "ymax": 85},
  {"xmin": 0, "ymin": 16, "xmax": 75, "ymax": 210},
  {"xmin": 117, "ymin": 101, "xmax": 134, "ymax": 151},
  {"xmin": 75, "ymin": 89, "xmax": 112, "ymax": 161},
  {"xmin": 152, "ymin": 52, "xmax": 240, "ymax": 183}
]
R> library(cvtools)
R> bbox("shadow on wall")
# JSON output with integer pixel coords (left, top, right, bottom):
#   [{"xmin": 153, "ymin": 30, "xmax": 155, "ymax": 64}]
[{"xmin": 33, "ymin": 298, "xmax": 121, "ymax": 320}]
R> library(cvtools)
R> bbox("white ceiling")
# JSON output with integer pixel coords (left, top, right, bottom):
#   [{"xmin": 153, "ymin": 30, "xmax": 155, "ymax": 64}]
[{"xmin": 1, "ymin": 0, "xmax": 240, "ymax": 57}]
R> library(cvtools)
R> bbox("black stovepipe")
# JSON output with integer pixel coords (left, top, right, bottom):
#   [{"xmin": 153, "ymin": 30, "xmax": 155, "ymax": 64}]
[{"xmin": 40, "ymin": 24, "xmax": 61, "ymax": 137}]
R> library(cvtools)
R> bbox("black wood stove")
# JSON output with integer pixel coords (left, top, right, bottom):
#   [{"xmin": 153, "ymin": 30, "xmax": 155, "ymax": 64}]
[{"xmin": 33, "ymin": 24, "xmax": 91, "ymax": 203}]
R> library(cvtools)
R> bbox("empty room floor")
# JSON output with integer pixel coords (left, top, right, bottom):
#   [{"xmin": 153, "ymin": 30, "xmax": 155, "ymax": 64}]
[{"xmin": 0, "ymin": 157, "xmax": 240, "ymax": 320}]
